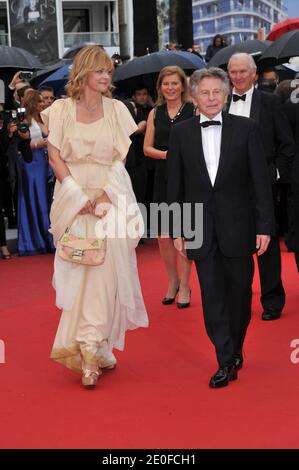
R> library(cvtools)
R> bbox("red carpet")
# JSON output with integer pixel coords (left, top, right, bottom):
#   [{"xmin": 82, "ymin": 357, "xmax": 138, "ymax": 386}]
[{"xmin": 0, "ymin": 240, "xmax": 299, "ymax": 449}]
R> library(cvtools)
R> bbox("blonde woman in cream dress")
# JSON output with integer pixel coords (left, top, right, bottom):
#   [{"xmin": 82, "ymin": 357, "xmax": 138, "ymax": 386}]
[{"xmin": 42, "ymin": 46, "xmax": 148, "ymax": 388}]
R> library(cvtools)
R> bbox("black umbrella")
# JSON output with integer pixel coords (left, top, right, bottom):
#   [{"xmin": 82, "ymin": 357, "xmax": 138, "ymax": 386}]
[
  {"xmin": 208, "ymin": 40, "xmax": 272, "ymax": 69},
  {"xmin": 63, "ymin": 42, "xmax": 102, "ymax": 60},
  {"xmin": 113, "ymin": 50, "xmax": 206, "ymax": 96},
  {"xmin": 0, "ymin": 45, "xmax": 43, "ymax": 69},
  {"xmin": 39, "ymin": 63, "xmax": 72, "ymax": 96},
  {"xmin": 30, "ymin": 59, "xmax": 72, "ymax": 88},
  {"xmin": 259, "ymin": 30, "xmax": 299, "ymax": 67},
  {"xmin": 275, "ymin": 63, "xmax": 299, "ymax": 81}
]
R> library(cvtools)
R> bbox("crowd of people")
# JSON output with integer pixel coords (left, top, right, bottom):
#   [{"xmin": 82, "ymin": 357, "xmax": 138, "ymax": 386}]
[
  {"xmin": 0, "ymin": 71, "xmax": 56, "ymax": 258},
  {"xmin": 166, "ymin": 33, "xmax": 228, "ymax": 62},
  {"xmin": 1, "ymin": 43, "xmax": 299, "ymax": 390}
]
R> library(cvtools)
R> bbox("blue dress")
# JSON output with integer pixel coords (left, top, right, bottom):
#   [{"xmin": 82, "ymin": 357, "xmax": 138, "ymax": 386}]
[{"xmin": 18, "ymin": 119, "xmax": 54, "ymax": 255}]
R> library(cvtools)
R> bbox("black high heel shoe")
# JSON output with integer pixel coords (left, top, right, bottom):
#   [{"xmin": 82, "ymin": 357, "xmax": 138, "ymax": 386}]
[
  {"xmin": 162, "ymin": 286, "xmax": 179, "ymax": 305},
  {"xmin": 177, "ymin": 289, "xmax": 191, "ymax": 309}
]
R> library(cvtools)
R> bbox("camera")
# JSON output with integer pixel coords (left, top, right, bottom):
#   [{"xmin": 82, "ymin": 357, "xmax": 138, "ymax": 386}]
[
  {"xmin": 111, "ymin": 53, "xmax": 122, "ymax": 67},
  {"xmin": 9, "ymin": 108, "xmax": 29, "ymax": 134},
  {"xmin": 20, "ymin": 71, "xmax": 33, "ymax": 81}
]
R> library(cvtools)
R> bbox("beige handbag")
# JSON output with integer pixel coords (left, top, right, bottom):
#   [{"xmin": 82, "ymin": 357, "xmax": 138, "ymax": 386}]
[{"xmin": 57, "ymin": 228, "xmax": 106, "ymax": 266}]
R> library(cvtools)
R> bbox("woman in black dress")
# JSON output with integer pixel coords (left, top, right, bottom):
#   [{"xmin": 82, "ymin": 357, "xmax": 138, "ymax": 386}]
[{"xmin": 144, "ymin": 66, "xmax": 194, "ymax": 308}]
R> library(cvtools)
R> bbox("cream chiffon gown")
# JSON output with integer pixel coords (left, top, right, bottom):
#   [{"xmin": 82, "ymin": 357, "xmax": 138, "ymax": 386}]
[{"xmin": 42, "ymin": 96, "xmax": 148, "ymax": 374}]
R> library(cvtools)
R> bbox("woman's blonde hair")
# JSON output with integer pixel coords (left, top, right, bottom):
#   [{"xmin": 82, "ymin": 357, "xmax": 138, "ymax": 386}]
[
  {"xmin": 22, "ymin": 89, "xmax": 43, "ymax": 125},
  {"xmin": 66, "ymin": 45, "xmax": 113, "ymax": 100},
  {"xmin": 156, "ymin": 66, "xmax": 190, "ymax": 105}
]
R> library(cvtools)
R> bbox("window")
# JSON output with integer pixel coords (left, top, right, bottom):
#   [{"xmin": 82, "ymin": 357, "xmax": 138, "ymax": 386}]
[
  {"xmin": 193, "ymin": 6, "xmax": 202, "ymax": 20},
  {"xmin": 202, "ymin": 20, "xmax": 216, "ymax": 34},
  {"xmin": 219, "ymin": 0, "xmax": 231, "ymax": 13},
  {"xmin": 63, "ymin": 9, "xmax": 90, "ymax": 33},
  {"xmin": 218, "ymin": 16, "xmax": 232, "ymax": 31},
  {"xmin": 0, "ymin": 7, "xmax": 8, "ymax": 45},
  {"xmin": 0, "ymin": 7, "xmax": 8, "ymax": 33},
  {"xmin": 234, "ymin": 15, "xmax": 251, "ymax": 28}
]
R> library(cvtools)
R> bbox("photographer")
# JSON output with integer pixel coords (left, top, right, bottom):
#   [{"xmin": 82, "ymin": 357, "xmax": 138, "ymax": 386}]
[
  {"xmin": 17, "ymin": 90, "xmax": 54, "ymax": 255},
  {"xmin": 0, "ymin": 106, "xmax": 32, "ymax": 259},
  {"xmin": 6, "ymin": 71, "xmax": 32, "ymax": 110},
  {"xmin": 0, "ymin": 108, "xmax": 11, "ymax": 259},
  {"xmin": 7, "ymin": 113, "xmax": 32, "ymax": 159},
  {"xmin": 205, "ymin": 34, "xmax": 227, "ymax": 63}
]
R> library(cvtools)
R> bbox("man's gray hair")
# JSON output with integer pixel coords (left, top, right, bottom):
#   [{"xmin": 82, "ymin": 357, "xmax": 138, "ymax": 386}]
[
  {"xmin": 189, "ymin": 67, "xmax": 231, "ymax": 97},
  {"xmin": 228, "ymin": 53, "xmax": 257, "ymax": 71}
]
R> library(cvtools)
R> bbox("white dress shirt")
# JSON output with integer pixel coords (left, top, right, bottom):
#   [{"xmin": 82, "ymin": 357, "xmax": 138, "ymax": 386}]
[
  {"xmin": 229, "ymin": 85, "xmax": 254, "ymax": 118},
  {"xmin": 200, "ymin": 112, "xmax": 222, "ymax": 186},
  {"xmin": 229, "ymin": 85, "xmax": 280, "ymax": 180}
]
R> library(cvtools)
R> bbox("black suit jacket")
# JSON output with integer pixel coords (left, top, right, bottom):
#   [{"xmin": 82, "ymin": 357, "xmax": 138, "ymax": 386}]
[
  {"xmin": 0, "ymin": 127, "xmax": 9, "ymax": 165},
  {"xmin": 283, "ymin": 100, "xmax": 298, "ymax": 136},
  {"xmin": 289, "ymin": 106, "xmax": 299, "ymax": 270},
  {"xmin": 167, "ymin": 112, "xmax": 275, "ymax": 261},
  {"xmin": 290, "ymin": 104, "xmax": 299, "ymax": 185},
  {"xmin": 227, "ymin": 89, "xmax": 295, "ymax": 184},
  {"xmin": 295, "ymin": 105, "xmax": 299, "ymax": 159}
]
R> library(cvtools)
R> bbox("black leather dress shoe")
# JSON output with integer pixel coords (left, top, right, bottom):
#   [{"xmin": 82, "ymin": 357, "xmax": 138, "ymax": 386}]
[
  {"xmin": 209, "ymin": 365, "xmax": 238, "ymax": 388},
  {"xmin": 262, "ymin": 309, "xmax": 281, "ymax": 321},
  {"xmin": 234, "ymin": 352, "xmax": 243, "ymax": 370},
  {"xmin": 162, "ymin": 286, "xmax": 179, "ymax": 305}
]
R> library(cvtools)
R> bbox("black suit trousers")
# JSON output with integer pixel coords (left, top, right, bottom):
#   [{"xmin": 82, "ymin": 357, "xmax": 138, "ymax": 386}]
[
  {"xmin": 0, "ymin": 201, "xmax": 6, "ymax": 247},
  {"xmin": 257, "ymin": 235, "xmax": 285, "ymax": 312},
  {"xmin": 195, "ymin": 242, "xmax": 254, "ymax": 368},
  {"xmin": 0, "ymin": 169, "xmax": 7, "ymax": 246},
  {"xmin": 257, "ymin": 183, "xmax": 285, "ymax": 312}
]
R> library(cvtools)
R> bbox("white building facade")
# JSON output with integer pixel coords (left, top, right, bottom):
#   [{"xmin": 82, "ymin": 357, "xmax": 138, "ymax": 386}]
[{"xmin": 193, "ymin": 0, "xmax": 288, "ymax": 53}]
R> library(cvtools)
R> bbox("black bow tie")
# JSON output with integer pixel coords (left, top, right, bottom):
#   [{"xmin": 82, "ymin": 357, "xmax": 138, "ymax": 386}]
[
  {"xmin": 232, "ymin": 94, "xmax": 246, "ymax": 102},
  {"xmin": 200, "ymin": 120, "xmax": 221, "ymax": 128}
]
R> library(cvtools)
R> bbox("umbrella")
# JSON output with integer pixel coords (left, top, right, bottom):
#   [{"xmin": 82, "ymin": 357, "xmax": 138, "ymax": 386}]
[
  {"xmin": 283, "ymin": 57, "xmax": 299, "ymax": 74},
  {"xmin": 259, "ymin": 30, "xmax": 299, "ymax": 67},
  {"xmin": 174, "ymin": 50, "xmax": 207, "ymax": 67},
  {"xmin": 113, "ymin": 50, "xmax": 206, "ymax": 95},
  {"xmin": 275, "ymin": 64, "xmax": 299, "ymax": 81},
  {"xmin": 63, "ymin": 42, "xmax": 101, "ymax": 60},
  {"xmin": 208, "ymin": 40, "xmax": 272, "ymax": 69},
  {"xmin": 0, "ymin": 45, "xmax": 43, "ymax": 70},
  {"xmin": 267, "ymin": 18, "xmax": 299, "ymax": 41},
  {"xmin": 40, "ymin": 63, "xmax": 72, "ymax": 96},
  {"xmin": 30, "ymin": 59, "xmax": 72, "ymax": 89}
]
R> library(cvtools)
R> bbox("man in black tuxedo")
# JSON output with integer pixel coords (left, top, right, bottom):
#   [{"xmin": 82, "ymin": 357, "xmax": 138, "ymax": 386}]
[
  {"xmin": 289, "ymin": 102, "xmax": 299, "ymax": 270},
  {"xmin": 167, "ymin": 68, "xmax": 275, "ymax": 388},
  {"xmin": 227, "ymin": 53, "xmax": 295, "ymax": 321}
]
